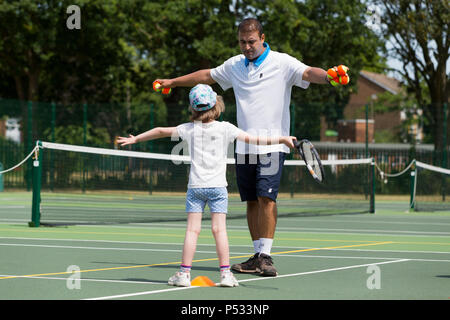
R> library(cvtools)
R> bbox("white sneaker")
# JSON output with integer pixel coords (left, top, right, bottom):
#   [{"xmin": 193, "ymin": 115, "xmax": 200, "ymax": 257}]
[
  {"xmin": 219, "ymin": 272, "xmax": 239, "ymax": 287},
  {"xmin": 168, "ymin": 272, "xmax": 191, "ymax": 287}
]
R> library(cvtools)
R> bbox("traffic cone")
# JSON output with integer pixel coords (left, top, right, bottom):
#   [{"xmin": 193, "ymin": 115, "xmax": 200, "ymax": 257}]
[{"xmin": 191, "ymin": 276, "xmax": 216, "ymax": 287}]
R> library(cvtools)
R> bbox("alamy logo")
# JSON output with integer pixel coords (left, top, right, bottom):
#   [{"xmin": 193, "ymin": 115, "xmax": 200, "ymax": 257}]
[
  {"xmin": 66, "ymin": 5, "xmax": 81, "ymax": 30},
  {"xmin": 366, "ymin": 265, "xmax": 381, "ymax": 290},
  {"xmin": 66, "ymin": 265, "xmax": 81, "ymax": 290}
]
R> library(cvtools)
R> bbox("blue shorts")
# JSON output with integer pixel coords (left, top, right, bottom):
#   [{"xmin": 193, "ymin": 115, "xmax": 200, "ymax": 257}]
[
  {"xmin": 235, "ymin": 152, "xmax": 287, "ymax": 202},
  {"xmin": 186, "ymin": 187, "xmax": 228, "ymax": 213}
]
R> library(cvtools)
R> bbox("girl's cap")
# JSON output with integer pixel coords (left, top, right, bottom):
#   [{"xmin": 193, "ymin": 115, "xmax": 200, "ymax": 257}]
[{"xmin": 189, "ymin": 84, "xmax": 217, "ymax": 111}]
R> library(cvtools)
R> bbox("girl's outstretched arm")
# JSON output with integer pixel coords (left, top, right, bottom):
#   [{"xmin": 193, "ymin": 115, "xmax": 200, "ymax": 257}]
[{"xmin": 117, "ymin": 127, "xmax": 177, "ymax": 146}]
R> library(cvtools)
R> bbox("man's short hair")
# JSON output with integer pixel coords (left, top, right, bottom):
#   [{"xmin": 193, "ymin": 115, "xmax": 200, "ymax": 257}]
[{"xmin": 238, "ymin": 18, "xmax": 263, "ymax": 37}]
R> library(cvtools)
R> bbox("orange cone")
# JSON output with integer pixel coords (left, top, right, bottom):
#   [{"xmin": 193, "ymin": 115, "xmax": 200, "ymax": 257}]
[{"xmin": 191, "ymin": 276, "xmax": 216, "ymax": 287}]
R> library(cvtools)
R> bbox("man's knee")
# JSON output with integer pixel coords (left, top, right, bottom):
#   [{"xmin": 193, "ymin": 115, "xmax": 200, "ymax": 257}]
[
  {"xmin": 257, "ymin": 196, "xmax": 275, "ymax": 207},
  {"xmin": 247, "ymin": 200, "xmax": 258, "ymax": 211}
]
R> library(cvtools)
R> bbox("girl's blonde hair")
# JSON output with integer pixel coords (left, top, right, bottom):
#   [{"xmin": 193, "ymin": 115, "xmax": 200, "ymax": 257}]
[{"xmin": 190, "ymin": 95, "xmax": 225, "ymax": 122}]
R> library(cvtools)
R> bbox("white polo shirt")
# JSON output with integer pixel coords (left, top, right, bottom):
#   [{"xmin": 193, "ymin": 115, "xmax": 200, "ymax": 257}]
[
  {"xmin": 176, "ymin": 121, "xmax": 243, "ymax": 188},
  {"xmin": 210, "ymin": 45, "xmax": 310, "ymax": 154}
]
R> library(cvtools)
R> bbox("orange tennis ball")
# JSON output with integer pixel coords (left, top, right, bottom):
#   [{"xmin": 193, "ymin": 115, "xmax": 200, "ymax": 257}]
[
  {"xmin": 162, "ymin": 87, "xmax": 172, "ymax": 95},
  {"xmin": 327, "ymin": 67, "xmax": 338, "ymax": 80},
  {"xmin": 330, "ymin": 77, "xmax": 340, "ymax": 87},
  {"xmin": 337, "ymin": 65, "xmax": 349, "ymax": 76},
  {"xmin": 152, "ymin": 81, "xmax": 162, "ymax": 92},
  {"xmin": 339, "ymin": 74, "xmax": 350, "ymax": 85}
]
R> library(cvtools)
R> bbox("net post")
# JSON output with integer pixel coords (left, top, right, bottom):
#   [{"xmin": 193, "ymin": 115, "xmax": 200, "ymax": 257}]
[
  {"xmin": 409, "ymin": 160, "xmax": 417, "ymax": 212},
  {"xmin": 29, "ymin": 141, "xmax": 42, "ymax": 227},
  {"xmin": 370, "ymin": 157, "xmax": 375, "ymax": 213}
]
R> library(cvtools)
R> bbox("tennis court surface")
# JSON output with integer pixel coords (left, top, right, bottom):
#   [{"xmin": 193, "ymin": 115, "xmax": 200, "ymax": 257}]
[{"xmin": 1, "ymin": 192, "xmax": 449, "ymax": 305}]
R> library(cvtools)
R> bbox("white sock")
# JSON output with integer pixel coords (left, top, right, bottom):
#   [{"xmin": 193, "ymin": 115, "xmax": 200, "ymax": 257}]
[
  {"xmin": 259, "ymin": 238, "xmax": 273, "ymax": 256},
  {"xmin": 180, "ymin": 265, "xmax": 191, "ymax": 273},
  {"xmin": 220, "ymin": 265, "xmax": 231, "ymax": 274},
  {"xmin": 253, "ymin": 240, "xmax": 261, "ymax": 254}
]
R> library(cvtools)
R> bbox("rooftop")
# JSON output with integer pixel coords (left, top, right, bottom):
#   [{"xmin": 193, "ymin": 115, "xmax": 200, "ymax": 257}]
[{"xmin": 359, "ymin": 70, "xmax": 401, "ymax": 95}]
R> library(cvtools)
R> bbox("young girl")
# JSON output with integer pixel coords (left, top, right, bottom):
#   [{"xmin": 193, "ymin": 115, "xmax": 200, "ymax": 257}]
[{"xmin": 117, "ymin": 84, "xmax": 296, "ymax": 287}]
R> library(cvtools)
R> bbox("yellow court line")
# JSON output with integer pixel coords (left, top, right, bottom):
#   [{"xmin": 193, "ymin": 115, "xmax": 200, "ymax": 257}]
[
  {"xmin": 0, "ymin": 241, "xmax": 393, "ymax": 281},
  {"xmin": 271, "ymin": 241, "xmax": 395, "ymax": 256},
  {"xmin": 387, "ymin": 240, "xmax": 450, "ymax": 246}
]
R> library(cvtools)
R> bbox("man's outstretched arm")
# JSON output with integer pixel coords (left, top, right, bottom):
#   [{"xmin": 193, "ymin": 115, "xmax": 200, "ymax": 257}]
[
  {"xmin": 302, "ymin": 67, "xmax": 329, "ymax": 84},
  {"xmin": 155, "ymin": 69, "xmax": 215, "ymax": 88}
]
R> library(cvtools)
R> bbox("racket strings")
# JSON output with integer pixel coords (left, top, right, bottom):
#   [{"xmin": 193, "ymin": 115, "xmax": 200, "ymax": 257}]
[{"xmin": 302, "ymin": 144, "xmax": 323, "ymax": 181}]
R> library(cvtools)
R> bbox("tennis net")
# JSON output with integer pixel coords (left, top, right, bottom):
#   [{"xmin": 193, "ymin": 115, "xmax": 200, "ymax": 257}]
[
  {"xmin": 412, "ymin": 161, "xmax": 450, "ymax": 212},
  {"xmin": 29, "ymin": 141, "xmax": 375, "ymax": 226}
]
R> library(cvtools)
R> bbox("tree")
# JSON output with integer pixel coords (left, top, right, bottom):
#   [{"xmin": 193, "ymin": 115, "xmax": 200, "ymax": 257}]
[
  {"xmin": 0, "ymin": 0, "xmax": 386, "ymax": 145},
  {"xmin": 372, "ymin": 0, "xmax": 449, "ymax": 152},
  {"xmin": 0, "ymin": 0, "xmax": 130, "ymax": 104},
  {"xmin": 120, "ymin": 0, "xmax": 241, "ymax": 127},
  {"xmin": 127, "ymin": 0, "xmax": 385, "ymax": 139},
  {"xmin": 0, "ymin": 0, "xmax": 139, "ymax": 144}
]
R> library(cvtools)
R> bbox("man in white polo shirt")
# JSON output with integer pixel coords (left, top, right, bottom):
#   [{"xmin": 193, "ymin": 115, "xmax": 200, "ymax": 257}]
[{"xmin": 155, "ymin": 18, "xmax": 338, "ymax": 277}]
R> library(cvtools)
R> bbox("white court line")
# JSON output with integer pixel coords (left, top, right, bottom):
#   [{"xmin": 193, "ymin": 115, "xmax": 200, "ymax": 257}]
[
  {"xmin": 2, "ymin": 237, "xmax": 450, "ymax": 255},
  {"xmin": 84, "ymin": 259, "xmax": 410, "ymax": 300},
  {"xmin": 76, "ymin": 223, "xmax": 450, "ymax": 237},
  {"xmin": 2, "ymin": 221, "xmax": 450, "ymax": 237},
  {"xmin": 86, "ymin": 285, "xmax": 197, "ymax": 299},
  {"xmin": 1, "ymin": 241, "xmax": 449, "ymax": 263},
  {"xmin": 2, "ymin": 241, "xmax": 449, "ymax": 263},
  {"xmin": 142, "ymin": 223, "xmax": 450, "ymax": 236},
  {"xmin": 0, "ymin": 242, "xmax": 200, "ymax": 254},
  {"xmin": 238, "ymin": 259, "xmax": 411, "ymax": 283},
  {"xmin": 0, "ymin": 274, "xmax": 161, "ymax": 285},
  {"xmin": 274, "ymin": 218, "xmax": 450, "ymax": 227}
]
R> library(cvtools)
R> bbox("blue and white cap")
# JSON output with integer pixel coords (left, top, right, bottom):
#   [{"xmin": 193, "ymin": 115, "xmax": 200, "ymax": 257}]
[{"xmin": 189, "ymin": 84, "xmax": 217, "ymax": 111}]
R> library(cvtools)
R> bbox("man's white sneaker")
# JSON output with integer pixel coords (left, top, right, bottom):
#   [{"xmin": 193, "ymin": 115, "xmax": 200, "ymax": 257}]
[
  {"xmin": 219, "ymin": 272, "xmax": 239, "ymax": 287},
  {"xmin": 168, "ymin": 272, "xmax": 191, "ymax": 287}
]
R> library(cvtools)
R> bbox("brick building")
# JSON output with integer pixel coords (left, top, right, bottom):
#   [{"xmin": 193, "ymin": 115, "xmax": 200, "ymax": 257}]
[{"xmin": 0, "ymin": 119, "xmax": 5, "ymax": 138}]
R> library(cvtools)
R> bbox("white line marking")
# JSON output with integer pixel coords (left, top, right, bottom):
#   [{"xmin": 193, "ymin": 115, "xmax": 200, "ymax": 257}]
[
  {"xmin": 1, "ymin": 238, "xmax": 450, "ymax": 255},
  {"xmin": 241, "ymin": 259, "xmax": 411, "ymax": 283},
  {"xmin": 2, "ymin": 240, "xmax": 447, "ymax": 263},
  {"xmin": 0, "ymin": 275, "xmax": 161, "ymax": 285},
  {"xmin": 84, "ymin": 259, "xmax": 410, "ymax": 300},
  {"xmin": 0, "ymin": 243, "xmax": 192, "ymax": 253},
  {"xmin": 85, "ymin": 285, "xmax": 198, "ymax": 300}
]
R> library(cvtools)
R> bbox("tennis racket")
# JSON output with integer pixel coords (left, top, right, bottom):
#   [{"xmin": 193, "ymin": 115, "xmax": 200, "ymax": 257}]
[{"xmin": 294, "ymin": 139, "xmax": 325, "ymax": 183}]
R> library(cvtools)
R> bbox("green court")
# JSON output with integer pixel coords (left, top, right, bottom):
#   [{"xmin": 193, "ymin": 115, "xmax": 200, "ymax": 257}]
[{"xmin": 1, "ymin": 192, "xmax": 449, "ymax": 301}]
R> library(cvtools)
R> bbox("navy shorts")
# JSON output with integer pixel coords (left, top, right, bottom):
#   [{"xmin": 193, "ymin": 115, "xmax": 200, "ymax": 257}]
[{"xmin": 235, "ymin": 152, "xmax": 287, "ymax": 202}]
